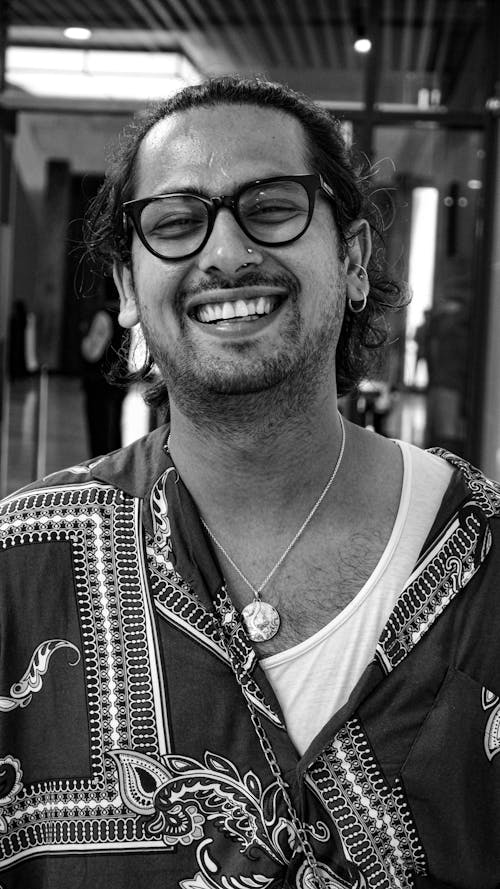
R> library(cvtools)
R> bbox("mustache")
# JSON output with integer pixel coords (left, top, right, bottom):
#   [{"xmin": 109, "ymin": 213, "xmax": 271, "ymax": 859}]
[{"xmin": 178, "ymin": 270, "xmax": 300, "ymax": 299}]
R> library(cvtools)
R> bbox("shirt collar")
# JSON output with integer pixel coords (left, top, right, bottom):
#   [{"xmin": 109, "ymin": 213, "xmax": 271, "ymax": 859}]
[{"xmin": 87, "ymin": 423, "xmax": 171, "ymax": 535}]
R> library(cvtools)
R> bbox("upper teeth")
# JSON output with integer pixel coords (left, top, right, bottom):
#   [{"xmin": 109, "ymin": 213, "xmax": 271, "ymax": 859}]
[{"xmin": 195, "ymin": 296, "xmax": 276, "ymax": 323}]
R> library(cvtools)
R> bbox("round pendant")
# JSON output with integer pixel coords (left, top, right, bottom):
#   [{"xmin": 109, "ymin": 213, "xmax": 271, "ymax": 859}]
[{"xmin": 241, "ymin": 599, "xmax": 280, "ymax": 642}]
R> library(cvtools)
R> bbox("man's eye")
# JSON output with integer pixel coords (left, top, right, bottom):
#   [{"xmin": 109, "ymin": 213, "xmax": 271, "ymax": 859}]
[
  {"xmin": 246, "ymin": 202, "xmax": 303, "ymax": 222},
  {"xmin": 147, "ymin": 215, "xmax": 205, "ymax": 239}
]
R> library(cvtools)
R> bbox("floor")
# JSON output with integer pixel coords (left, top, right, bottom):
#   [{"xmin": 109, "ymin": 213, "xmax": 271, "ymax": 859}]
[
  {"xmin": 0, "ymin": 374, "xmax": 151, "ymax": 497},
  {"xmin": 0, "ymin": 374, "xmax": 428, "ymax": 498}
]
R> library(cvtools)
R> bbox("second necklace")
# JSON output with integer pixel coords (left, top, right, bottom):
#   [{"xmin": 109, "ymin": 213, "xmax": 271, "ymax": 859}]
[{"xmin": 201, "ymin": 414, "xmax": 346, "ymax": 643}]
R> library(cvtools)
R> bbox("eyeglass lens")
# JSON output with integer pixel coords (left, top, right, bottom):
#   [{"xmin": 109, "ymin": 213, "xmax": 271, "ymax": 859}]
[{"xmin": 138, "ymin": 179, "xmax": 311, "ymax": 259}]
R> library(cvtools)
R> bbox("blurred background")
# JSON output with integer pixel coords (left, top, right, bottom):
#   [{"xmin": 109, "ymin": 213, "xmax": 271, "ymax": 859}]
[{"xmin": 1, "ymin": 0, "xmax": 500, "ymax": 494}]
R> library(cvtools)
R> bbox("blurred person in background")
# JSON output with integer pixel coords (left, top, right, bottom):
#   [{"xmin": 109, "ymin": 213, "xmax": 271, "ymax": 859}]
[
  {"xmin": 80, "ymin": 292, "xmax": 127, "ymax": 455},
  {"xmin": 423, "ymin": 295, "xmax": 469, "ymax": 455}
]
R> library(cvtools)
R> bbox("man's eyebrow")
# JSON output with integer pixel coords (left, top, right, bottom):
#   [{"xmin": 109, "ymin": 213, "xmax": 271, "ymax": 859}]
[
  {"xmin": 144, "ymin": 177, "xmax": 266, "ymax": 200},
  {"xmin": 147, "ymin": 184, "xmax": 214, "ymax": 199}
]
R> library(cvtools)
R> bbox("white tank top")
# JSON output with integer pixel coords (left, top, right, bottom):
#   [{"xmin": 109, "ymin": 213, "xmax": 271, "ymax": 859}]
[{"xmin": 260, "ymin": 443, "xmax": 453, "ymax": 755}]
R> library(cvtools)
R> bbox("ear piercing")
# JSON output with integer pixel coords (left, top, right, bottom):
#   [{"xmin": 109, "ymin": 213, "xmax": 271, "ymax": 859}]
[
  {"xmin": 348, "ymin": 293, "xmax": 368, "ymax": 313},
  {"xmin": 348, "ymin": 263, "xmax": 369, "ymax": 314}
]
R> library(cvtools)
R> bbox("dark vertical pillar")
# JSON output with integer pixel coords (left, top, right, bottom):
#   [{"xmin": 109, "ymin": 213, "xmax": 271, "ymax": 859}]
[
  {"xmin": 357, "ymin": 4, "xmax": 383, "ymax": 160},
  {"xmin": 0, "ymin": 110, "xmax": 16, "ymax": 497},
  {"xmin": 36, "ymin": 159, "xmax": 72, "ymax": 369}
]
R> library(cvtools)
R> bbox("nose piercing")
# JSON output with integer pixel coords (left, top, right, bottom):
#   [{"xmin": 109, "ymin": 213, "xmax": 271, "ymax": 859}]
[{"xmin": 241, "ymin": 247, "xmax": 254, "ymax": 266}]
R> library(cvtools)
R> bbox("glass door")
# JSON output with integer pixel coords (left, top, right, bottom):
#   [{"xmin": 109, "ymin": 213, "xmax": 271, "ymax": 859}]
[{"xmin": 369, "ymin": 123, "xmax": 484, "ymax": 455}]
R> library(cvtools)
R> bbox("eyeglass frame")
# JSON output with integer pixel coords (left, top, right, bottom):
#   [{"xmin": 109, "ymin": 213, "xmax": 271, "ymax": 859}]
[{"xmin": 122, "ymin": 173, "xmax": 336, "ymax": 261}]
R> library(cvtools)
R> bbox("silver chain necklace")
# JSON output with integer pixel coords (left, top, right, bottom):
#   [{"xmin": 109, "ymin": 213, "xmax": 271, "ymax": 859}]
[{"xmin": 200, "ymin": 414, "xmax": 346, "ymax": 643}]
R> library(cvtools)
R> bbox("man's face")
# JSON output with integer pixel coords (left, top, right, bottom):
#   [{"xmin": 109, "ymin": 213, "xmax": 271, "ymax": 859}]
[{"xmin": 114, "ymin": 104, "xmax": 358, "ymax": 418}]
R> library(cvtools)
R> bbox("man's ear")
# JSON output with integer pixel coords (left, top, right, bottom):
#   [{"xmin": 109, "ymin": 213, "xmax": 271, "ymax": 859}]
[
  {"xmin": 344, "ymin": 219, "xmax": 372, "ymax": 307},
  {"xmin": 113, "ymin": 263, "xmax": 139, "ymax": 329}
]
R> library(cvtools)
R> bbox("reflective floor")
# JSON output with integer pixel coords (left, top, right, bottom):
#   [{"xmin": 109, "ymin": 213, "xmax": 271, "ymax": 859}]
[
  {"xmin": 1, "ymin": 375, "xmax": 88, "ymax": 496},
  {"xmin": 0, "ymin": 374, "xmax": 427, "ymax": 498},
  {"xmin": 1, "ymin": 374, "xmax": 152, "ymax": 497}
]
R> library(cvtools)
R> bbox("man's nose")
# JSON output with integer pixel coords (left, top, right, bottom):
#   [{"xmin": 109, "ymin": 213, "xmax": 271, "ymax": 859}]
[{"xmin": 196, "ymin": 208, "xmax": 263, "ymax": 275}]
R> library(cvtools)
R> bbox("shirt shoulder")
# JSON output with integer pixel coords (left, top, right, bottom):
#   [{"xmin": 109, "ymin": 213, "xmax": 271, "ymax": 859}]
[
  {"xmin": 428, "ymin": 447, "xmax": 500, "ymax": 519},
  {"xmin": 0, "ymin": 423, "xmax": 171, "ymax": 513}
]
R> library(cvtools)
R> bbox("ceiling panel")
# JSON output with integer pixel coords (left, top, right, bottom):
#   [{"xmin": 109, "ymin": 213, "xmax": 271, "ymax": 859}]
[{"xmin": 4, "ymin": 0, "xmax": 491, "ymax": 107}]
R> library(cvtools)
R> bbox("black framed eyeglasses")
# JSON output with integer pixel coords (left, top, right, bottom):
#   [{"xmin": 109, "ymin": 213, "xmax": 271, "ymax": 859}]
[{"xmin": 122, "ymin": 173, "xmax": 335, "ymax": 261}]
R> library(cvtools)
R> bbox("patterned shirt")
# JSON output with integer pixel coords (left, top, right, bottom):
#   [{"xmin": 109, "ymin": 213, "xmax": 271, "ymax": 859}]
[{"xmin": 0, "ymin": 424, "xmax": 499, "ymax": 889}]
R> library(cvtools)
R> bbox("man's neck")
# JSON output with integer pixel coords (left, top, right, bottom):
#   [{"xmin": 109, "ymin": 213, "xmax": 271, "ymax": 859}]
[
  {"xmin": 167, "ymin": 391, "xmax": 345, "ymax": 531},
  {"xmin": 166, "ymin": 394, "xmax": 404, "ymax": 657}
]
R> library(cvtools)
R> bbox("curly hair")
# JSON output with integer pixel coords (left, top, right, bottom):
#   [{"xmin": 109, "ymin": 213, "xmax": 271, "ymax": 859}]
[{"xmin": 84, "ymin": 74, "xmax": 407, "ymax": 408}]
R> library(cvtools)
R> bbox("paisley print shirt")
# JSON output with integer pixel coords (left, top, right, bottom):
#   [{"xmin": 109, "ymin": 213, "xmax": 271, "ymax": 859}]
[{"xmin": 0, "ymin": 424, "xmax": 499, "ymax": 889}]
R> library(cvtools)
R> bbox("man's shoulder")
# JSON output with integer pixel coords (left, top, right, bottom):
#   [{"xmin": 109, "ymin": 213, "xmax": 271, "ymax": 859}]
[
  {"xmin": 0, "ymin": 463, "xmax": 120, "ymax": 530},
  {"xmin": 0, "ymin": 424, "xmax": 171, "ymax": 513},
  {"xmin": 0, "ymin": 463, "xmax": 105, "ymax": 514},
  {"xmin": 428, "ymin": 447, "xmax": 500, "ymax": 519}
]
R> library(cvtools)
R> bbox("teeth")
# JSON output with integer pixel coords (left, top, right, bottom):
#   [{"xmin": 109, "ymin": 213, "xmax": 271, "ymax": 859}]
[
  {"xmin": 196, "ymin": 303, "xmax": 220, "ymax": 323},
  {"xmin": 195, "ymin": 296, "xmax": 278, "ymax": 323},
  {"xmin": 234, "ymin": 299, "xmax": 249, "ymax": 317}
]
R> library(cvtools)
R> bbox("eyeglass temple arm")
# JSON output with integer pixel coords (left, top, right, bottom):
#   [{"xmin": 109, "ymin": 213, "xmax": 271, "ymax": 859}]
[{"xmin": 319, "ymin": 175, "xmax": 335, "ymax": 200}]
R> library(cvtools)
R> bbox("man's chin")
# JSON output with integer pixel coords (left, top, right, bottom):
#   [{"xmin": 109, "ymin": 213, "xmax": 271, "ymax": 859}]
[
  {"xmin": 169, "ymin": 368, "xmax": 290, "ymax": 399},
  {"xmin": 156, "ymin": 347, "xmax": 294, "ymax": 393},
  {"xmin": 150, "ymin": 328, "xmax": 337, "ymax": 423}
]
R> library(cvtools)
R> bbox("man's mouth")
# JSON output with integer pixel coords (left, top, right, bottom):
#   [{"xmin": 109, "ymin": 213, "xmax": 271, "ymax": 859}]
[{"xmin": 191, "ymin": 294, "xmax": 283, "ymax": 324}]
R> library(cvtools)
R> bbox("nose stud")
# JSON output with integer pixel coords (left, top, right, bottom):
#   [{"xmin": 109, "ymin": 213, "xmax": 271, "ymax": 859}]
[{"xmin": 241, "ymin": 246, "xmax": 255, "ymax": 267}]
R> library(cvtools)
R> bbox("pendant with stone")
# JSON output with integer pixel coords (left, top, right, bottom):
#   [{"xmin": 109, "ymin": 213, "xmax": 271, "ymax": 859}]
[{"xmin": 241, "ymin": 598, "xmax": 280, "ymax": 642}]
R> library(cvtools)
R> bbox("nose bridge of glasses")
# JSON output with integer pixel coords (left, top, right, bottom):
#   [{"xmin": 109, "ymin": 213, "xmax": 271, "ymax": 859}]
[
  {"xmin": 210, "ymin": 193, "xmax": 238, "ymax": 214},
  {"xmin": 206, "ymin": 193, "xmax": 246, "ymax": 241}
]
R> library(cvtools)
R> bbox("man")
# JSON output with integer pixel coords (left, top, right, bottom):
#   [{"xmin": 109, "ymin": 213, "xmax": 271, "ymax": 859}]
[{"xmin": 1, "ymin": 76, "xmax": 499, "ymax": 889}]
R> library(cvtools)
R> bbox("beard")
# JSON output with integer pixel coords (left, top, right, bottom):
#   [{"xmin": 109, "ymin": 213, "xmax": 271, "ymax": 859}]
[{"xmin": 136, "ymin": 268, "xmax": 345, "ymax": 437}]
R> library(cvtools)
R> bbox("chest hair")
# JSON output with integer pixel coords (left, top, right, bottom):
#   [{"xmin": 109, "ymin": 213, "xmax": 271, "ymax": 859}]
[{"xmin": 222, "ymin": 519, "xmax": 392, "ymax": 657}]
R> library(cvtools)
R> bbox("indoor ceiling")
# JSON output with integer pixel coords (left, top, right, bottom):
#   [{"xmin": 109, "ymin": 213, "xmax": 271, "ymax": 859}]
[{"xmin": 3, "ymin": 0, "xmax": 493, "ymax": 108}]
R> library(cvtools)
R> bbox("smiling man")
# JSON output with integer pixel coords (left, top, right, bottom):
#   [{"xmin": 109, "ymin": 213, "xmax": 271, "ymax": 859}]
[
  {"xmin": 1, "ymin": 76, "xmax": 500, "ymax": 889},
  {"xmin": 115, "ymin": 105, "xmax": 352, "ymax": 421}
]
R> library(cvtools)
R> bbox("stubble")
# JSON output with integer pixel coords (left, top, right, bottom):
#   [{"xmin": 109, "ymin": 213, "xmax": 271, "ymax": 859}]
[{"xmin": 135, "ymin": 268, "xmax": 345, "ymax": 439}]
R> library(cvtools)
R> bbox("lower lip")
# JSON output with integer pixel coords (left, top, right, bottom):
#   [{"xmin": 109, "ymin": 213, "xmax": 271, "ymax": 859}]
[{"xmin": 189, "ymin": 302, "xmax": 286, "ymax": 340}]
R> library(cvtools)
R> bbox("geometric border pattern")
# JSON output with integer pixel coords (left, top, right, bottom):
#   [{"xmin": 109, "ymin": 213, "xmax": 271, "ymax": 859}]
[
  {"xmin": 1, "ymin": 451, "xmax": 498, "ymax": 878},
  {"xmin": 307, "ymin": 719, "xmax": 428, "ymax": 888},
  {"xmin": 147, "ymin": 541, "xmax": 285, "ymax": 729},
  {"xmin": 0, "ymin": 482, "xmax": 170, "ymax": 868},
  {"xmin": 146, "ymin": 468, "xmax": 284, "ymax": 730},
  {"xmin": 429, "ymin": 448, "xmax": 500, "ymax": 518},
  {"xmin": 376, "ymin": 501, "xmax": 491, "ymax": 674},
  {"xmin": 146, "ymin": 537, "xmax": 233, "ymax": 666}
]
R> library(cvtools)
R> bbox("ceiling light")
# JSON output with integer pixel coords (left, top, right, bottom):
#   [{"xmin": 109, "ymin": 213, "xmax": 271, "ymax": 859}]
[
  {"xmin": 63, "ymin": 27, "xmax": 92, "ymax": 41},
  {"xmin": 354, "ymin": 35, "xmax": 372, "ymax": 53},
  {"xmin": 5, "ymin": 46, "xmax": 201, "ymax": 102}
]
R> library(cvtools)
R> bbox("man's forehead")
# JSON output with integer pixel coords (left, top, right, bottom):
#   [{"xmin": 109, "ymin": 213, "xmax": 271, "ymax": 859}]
[{"xmin": 133, "ymin": 104, "xmax": 309, "ymax": 195}]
